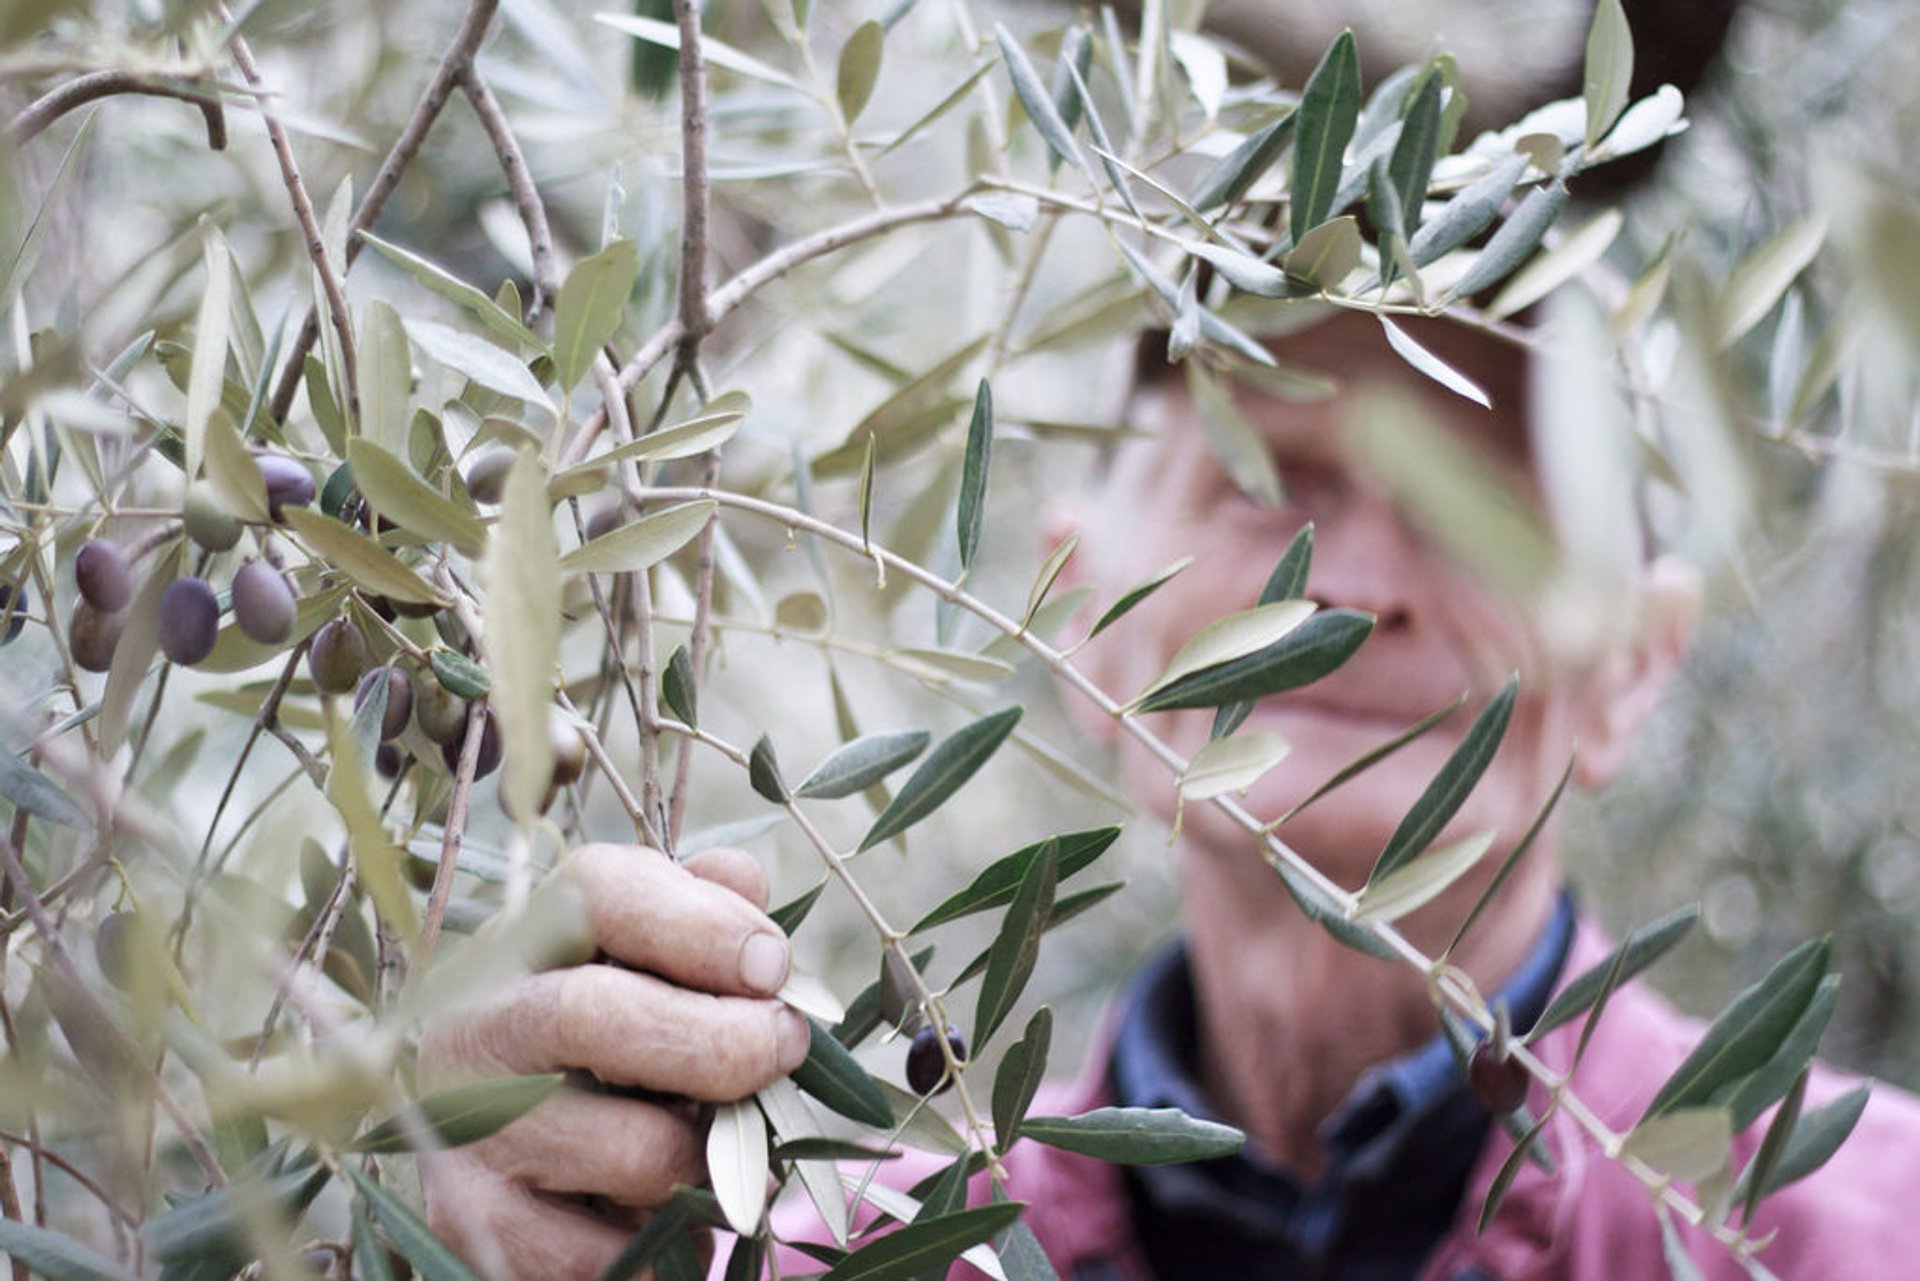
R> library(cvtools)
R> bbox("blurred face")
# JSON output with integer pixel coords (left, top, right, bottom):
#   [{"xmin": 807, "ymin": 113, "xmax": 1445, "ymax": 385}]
[{"xmin": 1078, "ymin": 312, "xmax": 1672, "ymax": 902}]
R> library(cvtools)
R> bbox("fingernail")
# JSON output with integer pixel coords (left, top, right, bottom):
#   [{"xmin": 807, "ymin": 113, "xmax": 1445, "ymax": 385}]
[
  {"xmin": 739, "ymin": 930, "xmax": 790, "ymax": 995},
  {"xmin": 776, "ymin": 1006, "xmax": 811, "ymax": 1071}
]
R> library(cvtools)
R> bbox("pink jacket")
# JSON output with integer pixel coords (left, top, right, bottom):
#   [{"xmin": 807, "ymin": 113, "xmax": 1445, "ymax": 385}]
[
  {"xmin": 994, "ymin": 918, "xmax": 1920, "ymax": 1280},
  {"xmin": 772, "ymin": 917, "xmax": 1920, "ymax": 1278}
]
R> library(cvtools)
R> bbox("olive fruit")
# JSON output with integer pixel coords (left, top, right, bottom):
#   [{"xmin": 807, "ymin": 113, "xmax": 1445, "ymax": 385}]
[
  {"xmin": 183, "ymin": 484, "xmax": 242, "ymax": 552},
  {"xmin": 906, "ymin": 1022, "xmax": 965, "ymax": 1096},
  {"xmin": 375, "ymin": 742, "xmax": 404, "ymax": 780},
  {"xmin": 230, "ymin": 560, "xmax": 296, "ymax": 644},
  {"xmin": 549, "ymin": 711, "xmax": 587, "ymax": 789},
  {"xmin": 354, "ymin": 667, "xmax": 414, "ymax": 742},
  {"xmin": 308, "ymin": 618, "xmax": 372, "ymax": 694},
  {"xmin": 440, "ymin": 707, "xmax": 501, "ymax": 780},
  {"xmin": 69, "ymin": 600, "xmax": 125, "ymax": 673},
  {"xmin": 465, "ymin": 448, "xmax": 514, "ymax": 505},
  {"xmin": 74, "ymin": 540, "xmax": 133, "ymax": 612},
  {"xmin": 0, "ymin": 582, "xmax": 28, "ymax": 644},
  {"xmin": 413, "ymin": 675, "xmax": 469, "ymax": 745},
  {"xmin": 256, "ymin": 453, "xmax": 316, "ymax": 521},
  {"xmin": 94, "ymin": 910, "xmax": 144, "ymax": 992},
  {"xmin": 157, "ymin": 577, "xmax": 219, "ymax": 666},
  {"xmin": 1467, "ymin": 1041, "xmax": 1530, "ymax": 1115}
]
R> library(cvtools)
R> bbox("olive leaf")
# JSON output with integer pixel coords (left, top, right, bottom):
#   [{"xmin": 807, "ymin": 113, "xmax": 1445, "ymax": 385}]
[
  {"xmin": 858, "ymin": 707, "xmax": 1022, "ymax": 851},
  {"xmin": 795, "ymin": 730, "xmax": 931, "ymax": 799},
  {"xmin": 1018, "ymin": 1107, "xmax": 1244, "ymax": 1164}
]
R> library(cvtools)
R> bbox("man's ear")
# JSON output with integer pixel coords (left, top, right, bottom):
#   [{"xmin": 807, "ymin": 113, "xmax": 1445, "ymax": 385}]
[{"xmin": 1570, "ymin": 554, "xmax": 1700, "ymax": 788}]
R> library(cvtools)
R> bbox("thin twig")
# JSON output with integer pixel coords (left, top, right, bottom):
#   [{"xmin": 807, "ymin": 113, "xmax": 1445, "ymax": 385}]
[
  {"xmin": 0, "ymin": 1131, "xmax": 24, "ymax": 1281},
  {"xmin": 422, "ymin": 702, "xmax": 485, "ymax": 953},
  {"xmin": 0, "ymin": 1130, "xmax": 138, "ymax": 1233},
  {"xmin": 267, "ymin": 0, "xmax": 502, "ymax": 423},
  {"xmin": 6, "ymin": 70, "xmax": 226, "ymax": 145},
  {"xmin": 222, "ymin": 24, "xmax": 360, "ymax": 425},
  {"xmin": 560, "ymin": 192, "xmax": 975, "ymax": 467},
  {"xmin": 458, "ymin": 63, "xmax": 558, "ymax": 327},
  {"xmin": 672, "ymin": 0, "xmax": 712, "ymax": 346}
]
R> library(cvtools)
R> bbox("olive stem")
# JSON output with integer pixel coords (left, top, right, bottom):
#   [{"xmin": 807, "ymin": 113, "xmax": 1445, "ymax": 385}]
[
  {"xmin": 458, "ymin": 63, "xmax": 558, "ymax": 327},
  {"xmin": 423, "ymin": 702, "xmax": 487, "ymax": 953}
]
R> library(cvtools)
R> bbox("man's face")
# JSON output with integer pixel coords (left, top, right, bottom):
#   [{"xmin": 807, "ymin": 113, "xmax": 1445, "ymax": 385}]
[{"xmin": 1081, "ymin": 311, "xmax": 1632, "ymax": 896}]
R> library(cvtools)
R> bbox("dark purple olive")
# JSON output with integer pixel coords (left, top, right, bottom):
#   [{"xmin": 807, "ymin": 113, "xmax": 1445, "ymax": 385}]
[
  {"xmin": 157, "ymin": 577, "xmax": 219, "ymax": 666},
  {"xmin": 365, "ymin": 594, "xmax": 398, "ymax": 623},
  {"xmin": 0, "ymin": 581, "xmax": 28, "ymax": 644},
  {"xmin": 69, "ymin": 600, "xmax": 124, "ymax": 672},
  {"xmin": 354, "ymin": 667, "xmax": 413, "ymax": 742},
  {"xmin": 308, "ymin": 618, "xmax": 371, "ymax": 694},
  {"xmin": 1467, "ymin": 1041, "xmax": 1530, "ymax": 1115},
  {"xmin": 413, "ymin": 676, "xmax": 468, "ymax": 745},
  {"xmin": 465, "ymin": 448, "xmax": 514, "ymax": 506},
  {"xmin": 375, "ymin": 742, "xmax": 404, "ymax": 780},
  {"xmin": 906, "ymin": 1023, "xmax": 965, "ymax": 1096},
  {"xmin": 183, "ymin": 484, "xmax": 241, "ymax": 552},
  {"xmin": 388, "ymin": 596, "xmax": 441, "ymax": 620},
  {"xmin": 230, "ymin": 561, "xmax": 296, "ymax": 645},
  {"xmin": 440, "ymin": 708, "xmax": 501, "ymax": 780},
  {"xmin": 255, "ymin": 453, "xmax": 316, "ymax": 521},
  {"xmin": 74, "ymin": 540, "xmax": 133, "ymax": 613}
]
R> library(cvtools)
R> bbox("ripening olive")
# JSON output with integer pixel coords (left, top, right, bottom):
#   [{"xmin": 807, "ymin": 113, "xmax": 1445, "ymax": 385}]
[
  {"xmin": 308, "ymin": 618, "xmax": 372, "ymax": 694},
  {"xmin": 183, "ymin": 484, "xmax": 242, "ymax": 552},
  {"xmin": 0, "ymin": 582, "xmax": 28, "ymax": 644},
  {"xmin": 440, "ymin": 707, "xmax": 501, "ymax": 779},
  {"xmin": 1467, "ymin": 1041, "xmax": 1530, "ymax": 1115},
  {"xmin": 157, "ymin": 577, "xmax": 219, "ymax": 666},
  {"xmin": 69, "ymin": 600, "xmax": 124, "ymax": 673},
  {"xmin": 230, "ymin": 560, "xmax": 296, "ymax": 645},
  {"xmin": 375, "ymin": 742, "xmax": 404, "ymax": 780},
  {"xmin": 94, "ymin": 910, "xmax": 144, "ymax": 992},
  {"xmin": 412, "ymin": 674, "xmax": 469, "ymax": 745},
  {"xmin": 354, "ymin": 667, "xmax": 414, "ymax": 742},
  {"xmin": 465, "ymin": 448, "xmax": 515, "ymax": 506},
  {"xmin": 549, "ymin": 711, "xmax": 587, "ymax": 789},
  {"xmin": 256, "ymin": 453, "xmax": 316, "ymax": 521},
  {"xmin": 74, "ymin": 540, "xmax": 133, "ymax": 613},
  {"xmin": 906, "ymin": 1022, "xmax": 965, "ymax": 1096}
]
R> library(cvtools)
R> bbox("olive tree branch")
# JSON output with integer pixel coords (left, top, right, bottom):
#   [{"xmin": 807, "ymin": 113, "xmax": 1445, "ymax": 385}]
[
  {"xmin": 221, "ymin": 24, "xmax": 360, "ymax": 426},
  {"xmin": 5, "ymin": 70, "xmax": 227, "ymax": 146},
  {"xmin": 266, "ymin": 0, "xmax": 503, "ymax": 424},
  {"xmin": 457, "ymin": 63, "xmax": 559, "ymax": 328}
]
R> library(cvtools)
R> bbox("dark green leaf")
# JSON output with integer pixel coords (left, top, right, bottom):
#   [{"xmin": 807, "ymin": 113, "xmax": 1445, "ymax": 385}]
[
  {"xmin": 769, "ymin": 879, "xmax": 827, "ymax": 935},
  {"xmin": 1134, "ymin": 609, "xmax": 1373, "ymax": 713},
  {"xmin": 348, "ymin": 1167, "xmax": 481, "ymax": 1281},
  {"xmin": 837, "ymin": 946, "xmax": 933, "ymax": 1046},
  {"xmin": 994, "ymin": 24, "xmax": 1088, "ymax": 176},
  {"xmin": 1289, "ymin": 30, "xmax": 1361, "ymax": 243},
  {"xmin": 974, "ymin": 843, "xmax": 1057, "ymax": 1049},
  {"xmin": 993, "ymin": 1006, "xmax": 1053, "ymax": 1145},
  {"xmin": 1724, "ymin": 975, "xmax": 1839, "ymax": 1131},
  {"xmin": 430, "ymin": 648, "xmax": 490, "ymax": 699},
  {"xmin": 993, "ymin": 1212, "xmax": 1059, "ymax": 1281},
  {"xmin": 1406, "ymin": 152, "xmax": 1527, "ymax": 268},
  {"xmin": 821, "ymin": 1203, "xmax": 1024, "ymax": 1281},
  {"xmin": 912, "ymin": 1155, "xmax": 972, "ymax": 1221},
  {"xmin": 1089, "ymin": 556, "xmax": 1193, "ymax": 640},
  {"xmin": 143, "ymin": 1165, "xmax": 328, "ymax": 1263},
  {"xmin": 911, "ymin": 828, "xmax": 1120, "ymax": 933},
  {"xmin": 553, "ymin": 239, "xmax": 640, "ymax": 393},
  {"xmin": 0, "ymin": 749, "xmax": 90, "ymax": 829},
  {"xmin": 1529, "ymin": 905, "xmax": 1700, "ymax": 1042},
  {"xmin": 599, "ymin": 1196, "xmax": 690, "ymax": 1281},
  {"xmin": 1478, "ymin": 1109, "xmax": 1553, "ymax": 1233},
  {"xmin": 791, "ymin": 1018, "xmax": 893, "ymax": 1128},
  {"xmin": 749, "ymin": 734, "xmax": 790, "ymax": 804},
  {"xmin": 1748, "ymin": 1084, "xmax": 1869, "ymax": 1201},
  {"xmin": 1272, "ymin": 693, "xmax": 1466, "ymax": 825},
  {"xmin": 1446, "ymin": 756, "xmax": 1573, "ymax": 957},
  {"xmin": 1388, "ymin": 71, "xmax": 1444, "ymax": 234},
  {"xmin": 858, "ymin": 707, "xmax": 1022, "ymax": 851},
  {"xmin": 950, "ymin": 888, "xmax": 1128, "ymax": 991},
  {"xmin": 1735, "ymin": 1068, "xmax": 1808, "ymax": 1224},
  {"xmin": 0, "ymin": 1218, "xmax": 141, "ymax": 1280},
  {"xmin": 956, "ymin": 378, "xmax": 993, "ymax": 572},
  {"xmin": 1193, "ymin": 111, "xmax": 1295, "ymax": 212},
  {"xmin": 350, "ymin": 1074, "xmax": 564, "ymax": 1153},
  {"xmin": 662, "ymin": 644, "xmax": 697, "ymax": 727},
  {"xmin": 1366, "ymin": 675, "xmax": 1516, "ymax": 885},
  {"xmin": 1642, "ymin": 938, "xmax": 1833, "ymax": 1122},
  {"xmin": 351, "ymin": 1199, "xmax": 398, "ymax": 1281},
  {"xmin": 1020, "ymin": 1107, "xmax": 1244, "ymax": 1164},
  {"xmin": 1444, "ymin": 181, "xmax": 1569, "ymax": 302},
  {"xmin": 797, "ymin": 730, "xmax": 931, "ymax": 800},
  {"xmin": 1212, "ymin": 525, "xmax": 1314, "ymax": 737},
  {"xmin": 772, "ymin": 1138, "xmax": 901, "ymax": 1162}
]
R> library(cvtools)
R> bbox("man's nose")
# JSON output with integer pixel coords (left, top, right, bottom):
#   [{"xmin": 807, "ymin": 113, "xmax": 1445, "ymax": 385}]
[{"xmin": 1300, "ymin": 491, "xmax": 1420, "ymax": 634}]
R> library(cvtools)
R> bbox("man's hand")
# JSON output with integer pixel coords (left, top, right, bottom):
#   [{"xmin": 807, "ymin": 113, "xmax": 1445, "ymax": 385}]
[{"xmin": 419, "ymin": 844, "xmax": 811, "ymax": 1279}]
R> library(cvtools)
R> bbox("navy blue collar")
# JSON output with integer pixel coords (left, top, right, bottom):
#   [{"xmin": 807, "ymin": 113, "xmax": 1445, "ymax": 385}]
[{"xmin": 1107, "ymin": 893, "xmax": 1576, "ymax": 1280}]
